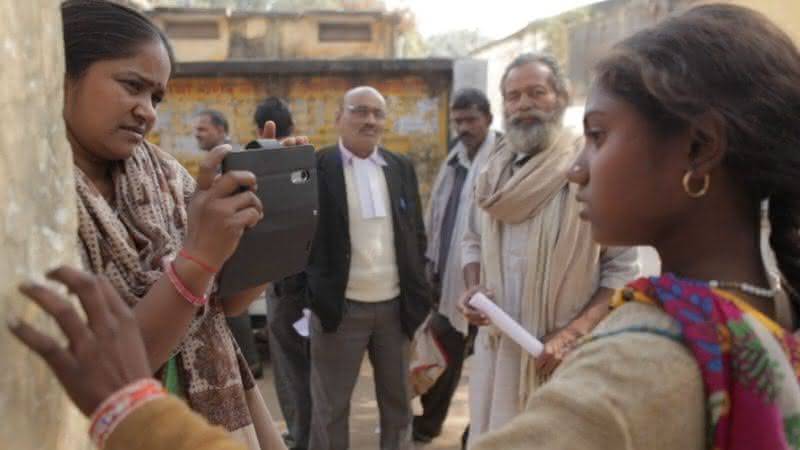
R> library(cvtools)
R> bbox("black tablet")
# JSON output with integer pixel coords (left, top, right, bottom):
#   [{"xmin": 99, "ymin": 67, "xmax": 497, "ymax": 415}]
[{"xmin": 216, "ymin": 143, "xmax": 318, "ymax": 297}]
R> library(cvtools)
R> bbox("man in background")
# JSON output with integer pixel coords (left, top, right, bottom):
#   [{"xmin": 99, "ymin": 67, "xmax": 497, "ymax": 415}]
[
  {"xmin": 460, "ymin": 53, "xmax": 639, "ymax": 445},
  {"xmin": 192, "ymin": 108, "xmax": 230, "ymax": 151},
  {"xmin": 414, "ymin": 88, "xmax": 497, "ymax": 444},
  {"xmin": 252, "ymin": 97, "xmax": 311, "ymax": 450},
  {"xmin": 306, "ymin": 86, "xmax": 431, "ymax": 450}
]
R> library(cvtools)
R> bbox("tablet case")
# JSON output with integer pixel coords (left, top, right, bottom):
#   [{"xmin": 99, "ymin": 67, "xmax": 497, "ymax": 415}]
[{"xmin": 217, "ymin": 144, "xmax": 318, "ymax": 297}]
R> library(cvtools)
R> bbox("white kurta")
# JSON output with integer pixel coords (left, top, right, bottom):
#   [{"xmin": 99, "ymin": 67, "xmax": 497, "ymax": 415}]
[{"xmin": 466, "ymin": 215, "xmax": 531, "ymax": 435}]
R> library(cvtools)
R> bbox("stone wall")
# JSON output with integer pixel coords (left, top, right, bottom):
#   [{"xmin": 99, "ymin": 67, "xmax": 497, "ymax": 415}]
[{"xmin": 0, "ymin": 2, "xmax": 90, "ymax": 448}]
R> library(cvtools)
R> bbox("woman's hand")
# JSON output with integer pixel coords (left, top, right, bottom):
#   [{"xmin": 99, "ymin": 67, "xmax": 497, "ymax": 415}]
[
  {"xmin": 184, "ymin": 145, "xmax": 264, "ymax": 269},
  {"xmin": 260, "ymin": 120, "xmax": 309, "ymax": 146},
  {"xmin": 8, "ymin": 266, "xmax": 152, "ymax": 416}
]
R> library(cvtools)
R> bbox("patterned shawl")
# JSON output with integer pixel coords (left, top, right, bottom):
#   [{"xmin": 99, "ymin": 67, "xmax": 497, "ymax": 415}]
[
  {"xmin": 613, "ymin": 274, "xmax": 800, "ymax": 450},
  {"xmin": 75, "ymin": 142, "xmax": 284, "ymax": 450}
]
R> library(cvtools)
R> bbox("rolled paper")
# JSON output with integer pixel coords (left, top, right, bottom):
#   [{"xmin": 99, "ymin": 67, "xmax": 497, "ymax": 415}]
[{"xmin": 469, "ymin": 292, "xmax": 544, "ymax": 356}]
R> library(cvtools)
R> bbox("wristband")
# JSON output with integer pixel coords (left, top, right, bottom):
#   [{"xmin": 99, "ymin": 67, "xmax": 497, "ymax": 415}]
[
  {"xmin": 178, "ymin": 248, "xmax": 218, "ymax": 274},
  {"xmin": 89, "ymin": 379, "xmax": 166, "ymax": 449},
  {"xmin": 163, "ymin": 258, "xmax": 209, "ymax": 306}
]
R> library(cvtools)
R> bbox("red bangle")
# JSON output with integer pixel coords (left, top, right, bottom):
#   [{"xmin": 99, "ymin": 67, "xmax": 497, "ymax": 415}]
[
  {"xmin": 89, "ymin": 379, "xmax": 166, "ymax": 449},
  {"xmin": 178, "ymin": 248, "xmax": 218, "ymax": 274},
  {"xmin": 163, "ymin": 258, "xmax": 209, "ymax": 306}
]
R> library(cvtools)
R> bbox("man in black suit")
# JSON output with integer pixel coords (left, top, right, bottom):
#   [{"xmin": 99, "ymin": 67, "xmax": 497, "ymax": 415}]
[{"xmin": 306, "ymin": 86, "xmax": 432, "ymax": 450}]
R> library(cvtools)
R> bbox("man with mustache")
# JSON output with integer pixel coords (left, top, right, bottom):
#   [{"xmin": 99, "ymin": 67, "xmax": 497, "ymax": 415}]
[
  {"xmin": 413, "ymin": 88, "xmax": 498, "ymax": 444},
  {"xmin": 306, "ymin": 86, "xmax": 432, "ymax": 450},
  {"xmin": 458, "ymin": 54, "xmax": 639, "ymax": 445}
]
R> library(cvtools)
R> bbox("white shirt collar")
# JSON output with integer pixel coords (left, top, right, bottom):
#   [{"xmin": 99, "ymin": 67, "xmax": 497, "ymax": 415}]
[{"xmin": 339, "ymin": 138, "xmax": 387, "ymax": 167}]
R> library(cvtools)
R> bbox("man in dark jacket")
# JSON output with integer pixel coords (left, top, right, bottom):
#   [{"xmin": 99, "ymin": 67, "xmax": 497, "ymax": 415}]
[{"xmin": 306, "ymin": 86, "xmax": 432, "ymax": 450}]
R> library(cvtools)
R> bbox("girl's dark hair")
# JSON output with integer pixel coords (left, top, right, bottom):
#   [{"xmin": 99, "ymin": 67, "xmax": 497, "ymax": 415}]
[
  {"xmin": 595, "ymin": 4, "xmax": 800, "ymax": 304},
  {"xmin": 61, "ymin": 0, "xmax": 175, "ymax": 79}
]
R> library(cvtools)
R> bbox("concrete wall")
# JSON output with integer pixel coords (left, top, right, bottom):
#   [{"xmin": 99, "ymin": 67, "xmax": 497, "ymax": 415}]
[
  {"xmin": 471, "ymin": 0, "xmax": 800, "ymax": 128},
  {"xmin": 268, "ymin": 13, "xmax": 396, "ymax": 60},
  {"xmin": 566, "ymin": 0, "xmax": 675, "ymax": 100},
  {"xmin": 151, "ymin": 13, "xmax": 231, "ymax": 61},
  {"xmin": 566, "ymin": 0, "xmax": 800, "ymax": 100},
  {"xmin": 452, "ymin": 59, "xmax": 488, "ymax": 95},
  {"xmin": 470, "ymin": 0, "xmax": 672, "ymax": 125},
  {"xmin": 1, "ymin": 1, "xmax": 89, "ymax": 449},
  {"xmin": 150, "ymin": 9, "xmax": 398, "ymax": 61},
  {"xmin": 150, "ymin": 59, "xmax": 452, "ymax": 200}
]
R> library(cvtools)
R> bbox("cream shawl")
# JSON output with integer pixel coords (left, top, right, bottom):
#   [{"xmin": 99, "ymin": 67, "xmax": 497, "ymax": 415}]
[{"xmin": 474, "ymin": 129, "xmax": 601, "ymax": 403}]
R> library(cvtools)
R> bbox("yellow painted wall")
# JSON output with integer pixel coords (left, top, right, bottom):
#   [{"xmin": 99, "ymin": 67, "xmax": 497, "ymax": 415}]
[
  {"xmin": 150, "ymin": 74, "xmax": 449, "ymax": 199},
  {"xmin": 151, "ymin": 11, "xmax": 395, "ymax": 61},
  {"xmin": 151, "ymin": 14, "xmax": 231, "ymax": 61},
  {"xmin": 278, "ymin": 15, "xmax": 394, "ymax": 59}
]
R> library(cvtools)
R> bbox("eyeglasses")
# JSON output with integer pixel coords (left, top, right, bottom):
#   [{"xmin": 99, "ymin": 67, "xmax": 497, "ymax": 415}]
[{"xmin": 346, "ymin": 105, "xmax": 386, "ymax": 120}]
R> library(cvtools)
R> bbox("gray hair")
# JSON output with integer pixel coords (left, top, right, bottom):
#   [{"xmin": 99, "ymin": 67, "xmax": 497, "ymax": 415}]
[{"xmin": 500, "ymin": 53, "xmax": 570, "ymax": 103}]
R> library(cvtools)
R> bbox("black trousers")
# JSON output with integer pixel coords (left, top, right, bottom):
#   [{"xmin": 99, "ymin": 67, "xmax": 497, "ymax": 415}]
[
  {"xmin": 413, "ymin": 312, "xmax": 475, "ymax": 436},
  {"xmin": 267, "ymin": 281, "xmax": 312, "ymax": 450},
  {"xmin": 226, "ymin": 312, "xmax": 260, "ymax": 370}
]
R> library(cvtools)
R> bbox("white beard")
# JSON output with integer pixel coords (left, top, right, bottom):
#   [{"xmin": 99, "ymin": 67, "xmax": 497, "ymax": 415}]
[
  {"xmin": 505, "ymin": 119, "xmax": 564, "ymax": 155},
  {"xmin": 503, "ymin": 107, "xmax": 565, "ymax": 155}
]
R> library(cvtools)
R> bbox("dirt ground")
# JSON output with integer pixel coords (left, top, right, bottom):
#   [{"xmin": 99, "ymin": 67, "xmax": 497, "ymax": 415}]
[{"xmin": 256, "ymin": 357, "xmax": 470, "ymax": 450}]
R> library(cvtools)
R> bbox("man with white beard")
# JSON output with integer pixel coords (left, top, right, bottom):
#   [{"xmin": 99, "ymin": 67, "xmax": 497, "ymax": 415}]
[{"xmin": 458, "ymin": 53, "xmax": 639, "ymax": 446}]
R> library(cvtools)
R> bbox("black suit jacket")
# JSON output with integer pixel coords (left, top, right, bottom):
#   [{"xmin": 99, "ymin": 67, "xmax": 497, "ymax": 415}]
[{"xmin": 306, "ymin": 144, "xmax": 432, "ymax": 338}]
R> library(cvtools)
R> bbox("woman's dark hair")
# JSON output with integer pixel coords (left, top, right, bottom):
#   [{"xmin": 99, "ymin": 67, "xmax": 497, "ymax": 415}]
[
  {"xmin": 253, "ymin": 97, "xmax": 294, "ymax": 139},
  {"xmin": 61, "ymin": 0, "xmax": 175, "ymax": 79},
  {"xmin": 595, "ymin": 4, "xmax": 800, "ymax": 304}
]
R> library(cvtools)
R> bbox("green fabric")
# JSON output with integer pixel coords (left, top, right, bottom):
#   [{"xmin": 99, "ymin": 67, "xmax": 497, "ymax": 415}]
[{"xmin": 162, "ymin": 356, "xmax": 185, "ymax": 399}]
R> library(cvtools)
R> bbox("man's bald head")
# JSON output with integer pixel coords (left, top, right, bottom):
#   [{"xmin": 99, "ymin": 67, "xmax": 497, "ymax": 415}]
[
  {"xmin": 336, "ymin": 85, "xmax": 388, "ymax": 158},
  {"xmin": 341, "ymin": 86, "xmax": 386, "ymax": 108}
]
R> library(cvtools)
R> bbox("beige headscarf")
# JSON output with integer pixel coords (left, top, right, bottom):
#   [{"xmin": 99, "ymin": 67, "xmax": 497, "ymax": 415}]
[
  {"xmin": 75, "ymin": 142, "xmax": 284, "ymax": 450},
  {"xmin": 474, "ymin": 129, "xmax": 601, "ymax": 404}
]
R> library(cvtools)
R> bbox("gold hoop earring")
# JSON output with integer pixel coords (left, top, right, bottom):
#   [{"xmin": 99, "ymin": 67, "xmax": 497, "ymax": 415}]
[{"xmin": 682, "ymin": 171, "xmax": 710, "ymax": 198}]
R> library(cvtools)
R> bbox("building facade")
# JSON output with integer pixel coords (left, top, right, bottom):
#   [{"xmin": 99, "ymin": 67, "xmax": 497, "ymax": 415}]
[{"xmin": 148, "ymin": 7, "xmax": 403, "ymax": 61}]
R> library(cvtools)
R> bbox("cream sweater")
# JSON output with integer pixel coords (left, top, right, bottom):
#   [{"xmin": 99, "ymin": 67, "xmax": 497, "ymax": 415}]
[
  {"xmin": 472, "ymin": 302, "xmax": 705, "ymax": 450},
  {"xmin": 343, "ymin": 164, "xmax": 400, "ymax": 302}
]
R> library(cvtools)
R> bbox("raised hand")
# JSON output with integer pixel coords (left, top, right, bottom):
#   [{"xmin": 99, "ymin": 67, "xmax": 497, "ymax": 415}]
[
  {"xmin": 183, "ymin": 144, "xmax": 264, "ymax": 269},
  {"xmin": 8, "ymin": 266, "xmax": 152, "ymax": 416}
]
